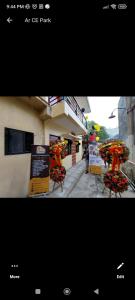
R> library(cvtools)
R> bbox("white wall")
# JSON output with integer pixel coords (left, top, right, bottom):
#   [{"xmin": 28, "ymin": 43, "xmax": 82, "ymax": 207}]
[
  {"xmin": 0, "ymin": 97, "xmax": 44, "ymax": 197},
  {"xmin": 0, "ymin": 98, "xmax": 84, "ymax": 196}
]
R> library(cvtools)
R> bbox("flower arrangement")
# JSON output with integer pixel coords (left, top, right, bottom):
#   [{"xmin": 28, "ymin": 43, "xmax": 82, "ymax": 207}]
[
  {"xmin": 104, "ymin": 170, "xmax": 128, "ymax": 193},
  {"xmin": 49, "ymin": 140, "xmax": 68, "ymax": 168},
  {"xmin": 118, "ymin": 145, "xmax": 129, "ymax": 164},
  {"xmin": 50, "ymin": 140, "xmax": 68, "ymax": 157},
  {"xmin": 99, "ymin": 145, "xmax": 112, "ymax": 165},
  {"xmin": 49, "ymin": 142, "xmax": 62, "ymax": 155},
  {"xmin": 50, "ymin": 166, "xmax": 66, "ymax": 183},
  {"xmin": 49, "ymin": 139, "xmax": 68, "ymax": 184},
  {"xmin": 61, "ymin": 142, "xmax": 68, "ymax": 159},
  {"xmin": 99, "ymin": 140, "xmax": 129, "ymax": 166},
  {"xmin": 99, "ymin": 139, "xmax": 129, "ymax": 195}
]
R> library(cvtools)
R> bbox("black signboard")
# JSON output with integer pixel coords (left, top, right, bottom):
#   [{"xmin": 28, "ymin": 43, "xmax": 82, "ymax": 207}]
[
  {"xmin": 29, "ymin": 145, "xmax": 50, "ymax": 195},
  {"xmin": 30, "ymin": 145, "xmax": 49, "ymax": 178}
]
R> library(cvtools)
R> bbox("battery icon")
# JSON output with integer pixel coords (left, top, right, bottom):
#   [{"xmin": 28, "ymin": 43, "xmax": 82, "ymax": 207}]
[{"xmin": 118, "ymin": 4, "xmax": 127, "ymax": 9}]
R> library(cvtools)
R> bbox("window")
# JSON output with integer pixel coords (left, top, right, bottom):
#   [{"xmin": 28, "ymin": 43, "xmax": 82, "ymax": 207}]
[
  {"xmin": 5, "ymin": 128, "xmax": 34, "ymax": 155},
  {"xmin": 49, "ymin": 134, "xmax": 60, "ymax": 145},
  {"xmin": 76, "ymin": 141, "xmax": 80, "ymax": 153},
  {"xmin": 65, "ymin": 139, "xmax": 72, "ymax": 155},
  {"xmin": 25, "ymin": 131, "xmax": 34, "ymax": 152}
]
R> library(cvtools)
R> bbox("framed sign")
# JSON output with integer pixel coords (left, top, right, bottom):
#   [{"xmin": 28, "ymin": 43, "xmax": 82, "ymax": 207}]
[
  {"xmin": 89, "ymin": 144, "xmax": 102, "ymax": 175},
  {"xmin": 29, "ymin": 145, "xmax": 50, "ymax": 196}
]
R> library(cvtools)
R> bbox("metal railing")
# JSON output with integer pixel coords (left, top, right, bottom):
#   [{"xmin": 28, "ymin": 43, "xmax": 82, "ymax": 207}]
[
  {"xmin": 48, "ymin": 96, "xmax": 87, "ymax": 129},
  {"xmin": 48, "ymin": 96, "xmax": 64, "ymax": 105},
  {"xmin": 120, "ymin": 170, "xmax": 135, "ymax": 192},
  {"xmin": 128, "ymin": 160, "xmax": 135, "ymax": 166}
]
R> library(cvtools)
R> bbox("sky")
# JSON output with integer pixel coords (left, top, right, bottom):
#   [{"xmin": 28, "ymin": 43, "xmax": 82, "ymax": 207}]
[{"xmin": 87, "ymin": 97, "xmax": 120, "ymax": 129}]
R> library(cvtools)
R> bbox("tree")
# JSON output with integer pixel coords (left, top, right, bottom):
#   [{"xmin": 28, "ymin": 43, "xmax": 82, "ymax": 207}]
[
  {"xmin": 87, "ymin": 120, "xmax": 109, "ymax": 143},
  {"xmin": 97, "ymin": 126, "xmax": 109, "ymax": 142}
]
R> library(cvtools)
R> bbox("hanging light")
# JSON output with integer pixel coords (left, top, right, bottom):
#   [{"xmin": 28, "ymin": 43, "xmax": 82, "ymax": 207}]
[
  {"xmin": 108, "ymin": 112, "xmax": 116, "ymax": 119},
  {"xmin": 108, "ymin": 107, "xmax": 127, "ymax": 119}
]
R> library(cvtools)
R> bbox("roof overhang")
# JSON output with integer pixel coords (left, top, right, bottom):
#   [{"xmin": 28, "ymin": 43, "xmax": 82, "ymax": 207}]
[
  {"xmin": 61, "ymin": 133, "xmax": 82, "ymax": 140},
  {"xmin": 15, "ymin": 96, "xmax": 49, "ymax": 112}
]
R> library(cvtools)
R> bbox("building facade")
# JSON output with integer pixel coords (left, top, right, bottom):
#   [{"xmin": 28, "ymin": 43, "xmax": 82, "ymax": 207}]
[
  {"xmin": 118, "ymin": 97, "xmax": 128, "ymax": 141},
  {"xmin": 0, "ymin": 96, "xmax": 90, "ymax": 197},
  {"xmin": 126, "ymin": 97, "xmax": 135, "ymax": 163},
  {"xmin": 118, "ymin": 96, "xmax": 135, "ymax": 180}
]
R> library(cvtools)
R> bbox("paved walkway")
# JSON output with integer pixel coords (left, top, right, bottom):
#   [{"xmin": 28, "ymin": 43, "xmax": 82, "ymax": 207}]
[
  {"xmin": 68, "ymin": 172, "xmax": 135, "ymax": 198},
  {"xmin": 46, "ymin": 160, "xmax": 86, "ymax": 198},
  {"xmin": 31, "ymin": 160, "xmax": 135, "ymax": 198}
]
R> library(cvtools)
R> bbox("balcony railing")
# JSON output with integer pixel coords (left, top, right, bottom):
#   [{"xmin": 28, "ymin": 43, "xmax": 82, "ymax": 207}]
[{"xmin": 48, "ymin": 96, "xmax": 87, "ymax": 129}]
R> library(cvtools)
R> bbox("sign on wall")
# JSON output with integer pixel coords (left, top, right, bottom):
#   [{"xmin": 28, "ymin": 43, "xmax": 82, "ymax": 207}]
[
  {"xmin": 89, "ymin": 144, "xmax": 102, "ymax": 175},
  {"xmin": 29, "ymin": 145, "xmax": 49, "ymax": 196}
]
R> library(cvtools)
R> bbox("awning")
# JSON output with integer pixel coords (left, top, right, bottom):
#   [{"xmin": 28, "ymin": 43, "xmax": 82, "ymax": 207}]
[{"xmin": 61, "ymin": 133, "xmax": 82, "ymax": 141}]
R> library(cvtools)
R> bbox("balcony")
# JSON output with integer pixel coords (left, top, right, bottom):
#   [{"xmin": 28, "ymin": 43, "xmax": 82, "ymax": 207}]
[
  {"xmin": 73, "ymin": 97, "xmax": 91, "ymax": 113},
  {"xmin": 48, "ymin": 96, "xmax": 88, "ymax": 134}
]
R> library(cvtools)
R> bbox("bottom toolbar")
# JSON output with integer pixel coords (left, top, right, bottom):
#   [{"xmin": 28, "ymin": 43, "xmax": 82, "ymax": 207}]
[{"xmin": 5, "ymin": 285, "xmax": 131, "ymax": 297}]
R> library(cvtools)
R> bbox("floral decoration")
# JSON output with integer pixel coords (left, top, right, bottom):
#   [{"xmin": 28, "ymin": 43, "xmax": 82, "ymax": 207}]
[
  {"xmin": 99, "ymin": 140, "xmax": 129, "ymax": 167},
  {"xmin": 104, "ymin": 170, "xmax": 128, "ymax": 193},
  {"xmin": 49, "ymin": 139, "xmax": 68, "ymax": 184},
  {"xmin": 50, "ymin": 166, "xmax": 66, "ymax": 183}
]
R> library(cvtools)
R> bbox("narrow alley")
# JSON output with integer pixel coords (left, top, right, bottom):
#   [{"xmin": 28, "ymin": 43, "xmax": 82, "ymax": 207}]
[
  {"xmin": 68, "ymin": 170, "xmax": 135, "ymax": 198},
  {"xmin": 43, "ymin": 160, "xmax": 135, "ymax": 199}
]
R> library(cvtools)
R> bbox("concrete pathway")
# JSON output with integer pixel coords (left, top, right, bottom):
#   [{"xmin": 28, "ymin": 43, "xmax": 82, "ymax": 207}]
[
  {"xmin": 68, "ymin": 172, "xmax": 97, "ymax": 198},
  {"xmin": 41, "ymin": 160, "xmax": 86, "ymax": 198},
  {"xmin": 30, "ymin": 160, "xmax": 135, "ymax": 198},
  {"xmin": 68, "ymin": 171, "xmax": 135, "ymax": 198}
]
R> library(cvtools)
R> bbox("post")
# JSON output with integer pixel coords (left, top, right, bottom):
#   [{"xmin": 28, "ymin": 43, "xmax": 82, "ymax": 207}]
[
  {"xmin": 53, "ymin": 181, "xmax": 56, "ymax": 191},
  {"xmin": 109, "ymin": 189, "xmax": 111, "ymax": 198},
  {"xmin": 102, "ymin": 186, "xmax": 105, "ymax": 194},
  {"xmin": 61, "ymin": 182, "xmax": 63, "ymax": 192}
]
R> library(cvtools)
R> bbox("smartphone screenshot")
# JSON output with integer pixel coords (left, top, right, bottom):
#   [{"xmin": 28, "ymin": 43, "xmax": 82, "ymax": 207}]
[{"xmin": 0, "ymin": 96, "xmax": 134, "ymax": 297}]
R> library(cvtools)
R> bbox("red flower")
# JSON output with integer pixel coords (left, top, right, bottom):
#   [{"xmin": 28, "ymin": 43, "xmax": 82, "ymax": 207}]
[
  {"xmin": 50, "ymin": 165, "xmax": 66, "ymax": 183},
  {"xmin": 104, "ymin": 170, "xmax": 128, "ymax": 193},
  {"xmin": 112, "ymin": 178, "xmax": 117, "ymax": 183}
]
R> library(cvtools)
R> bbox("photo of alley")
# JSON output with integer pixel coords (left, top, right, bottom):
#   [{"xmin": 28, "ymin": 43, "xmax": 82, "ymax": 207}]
[{"xmin": 0, "ymin": 96, "xmax": 135, "ymax": 198}]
